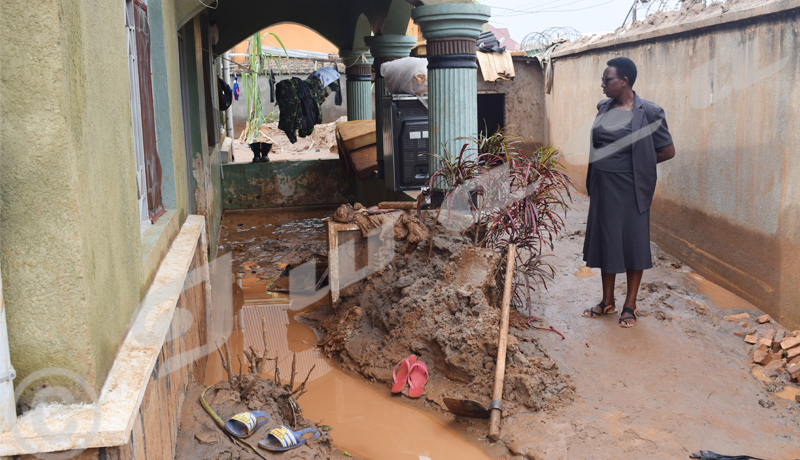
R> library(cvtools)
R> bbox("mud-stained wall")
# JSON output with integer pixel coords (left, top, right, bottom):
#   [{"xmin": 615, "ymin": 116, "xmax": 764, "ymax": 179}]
[
  {"xmin": 0, "ymin": 0, "xmax": 194, "ymax": 401},
  {"xmin": 0, "ymin": 0, "xmax": 145, "ymax": 397},
  {"xmin": 222, "ymin": 159, "xmax": 357, "ymax": 209},
  {"xmin": 477, "ymin": 56, "xmax": 546, "ymax": 150},
  {"xmin": 18, "ymin": 240, "xmax": 209, "ymax": 460},
  {"xmin": 545, "ymin": 3, "xmax": 800, "ymax": 329}
]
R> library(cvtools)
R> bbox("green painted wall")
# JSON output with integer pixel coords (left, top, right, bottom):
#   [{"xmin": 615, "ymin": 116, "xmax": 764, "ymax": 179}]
[
  {"xmin": 148, "ymin": 0, "xmax": 177, "ymax": 210},
  {"xmin": 184, "ymin": 15, "xmax": 223, "ymax": 255},
  {"xmin": 160, "ymin": 0, "xmax": 190, "ymax": 225},
  {"xmin": 0, "ymin": 0, "xmax": 143, "ymax": 398},
  {"xmin": 222, "ymin": 160, "xmax": 357, "ymax": 209},
  {"xmin": 0, "ymin": 0, "xmax": 194, "ymax": 403}
]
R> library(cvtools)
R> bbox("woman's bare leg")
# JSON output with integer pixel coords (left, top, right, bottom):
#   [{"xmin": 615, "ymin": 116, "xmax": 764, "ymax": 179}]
[
  {"xmin": 620, "ymin": 269, "xmax": 643, "ymax": 326},
  {"xmin": 583, "ymin": 271, "xmax": 617, "ymax": 316},
  {"xmin": 601, "ymin": 271, "xmax": 616, "ymax": 306}
]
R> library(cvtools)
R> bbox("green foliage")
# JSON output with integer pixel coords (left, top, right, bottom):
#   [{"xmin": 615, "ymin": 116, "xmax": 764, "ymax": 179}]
[
  {"xmin": 427, "ymin": 128, "xmax": 574, "ymax": 313},
  {"xmin": 241, "ymin": 32, "xmax": 289, "ymax": 143}
]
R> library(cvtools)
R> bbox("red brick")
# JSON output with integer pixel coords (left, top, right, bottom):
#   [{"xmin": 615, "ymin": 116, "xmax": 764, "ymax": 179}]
[
  {"xmin": 753, "ymin": 345, "xmax": 772, "ymax": 365},
  {"xmin": 781, "ymin": 335, "xmax": 800, "ymax": 350},
  {"xmin": 762, "ymin": 358, "xmax": 787, "ymax": 377},
  {"xmin": 744, "ymin": 335, "xmax": 758, "ymax": 344},
  {"xmin": 787, "ymin": 346, "xmax": 800, "ymax": 361},
  {"xmin": 788, "ymin": 363, "xmax": 800, "ymax": 380},
  {"xmin": 763, "ymin": 329, "xmax": 776, "ymax": 342},
  {"xmin": 757, "ymin": 338, "xmax": 773, "ymax": 347},
  {"xmin": 756, "ymin": 314, "xmax": 771, "ymax": 324},
  {"xmin": 724, "ymin": 313, "xmax": 750, "ymax": 322}
]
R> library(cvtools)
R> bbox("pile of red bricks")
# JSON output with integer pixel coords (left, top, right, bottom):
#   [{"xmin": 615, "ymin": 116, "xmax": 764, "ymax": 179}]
[{"xmin": 730, "ymin": 313, "xmax": 800, "ymax": 381}]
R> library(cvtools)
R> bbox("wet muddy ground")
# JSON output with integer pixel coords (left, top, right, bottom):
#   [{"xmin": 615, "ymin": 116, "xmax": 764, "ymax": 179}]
[
  {"xmin": 206, "ymin": 207, "xmax": 497, "ymax": 460},
  {"xmin": 502, "ymin": 196, "xmax": 800, "ymax": 459},
  {"xmin": 203, "ymin": 196, "xmax": 800, "ymax": 459}
]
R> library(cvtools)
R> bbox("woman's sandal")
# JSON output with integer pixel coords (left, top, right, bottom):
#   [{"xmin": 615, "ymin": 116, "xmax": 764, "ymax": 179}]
[
  {"xmin": 619, "ymin": 307, "xmax": 637, "ymax": 328},
  {"xmin": 582, "ymin": 301, "xmax": 616, "ymax": 318}
]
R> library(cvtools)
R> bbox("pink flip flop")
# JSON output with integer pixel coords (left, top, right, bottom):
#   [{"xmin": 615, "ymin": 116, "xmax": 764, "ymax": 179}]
[
  {"xmin": 391, "ymin": 354, "xmax": 417, "ymax": 394},
  {"xmin": 407, "ymin": 361, "xmax": 428, "ymax": 398}
]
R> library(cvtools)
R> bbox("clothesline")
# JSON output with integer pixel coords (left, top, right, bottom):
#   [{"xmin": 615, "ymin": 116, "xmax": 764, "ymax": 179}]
[{"xmin": 204, "ymin": 48, "xmax": 344, "ymax": 77}]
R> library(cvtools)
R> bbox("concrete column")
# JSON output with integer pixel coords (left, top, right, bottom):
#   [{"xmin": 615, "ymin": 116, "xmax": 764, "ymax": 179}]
[
  {"xmin": 364, "ymin": 35, "xmax": 417, "ymax": 179},
  {"xmin": 411, "ymin": 4, "xmax": 491, "ymax": 192},
  {"xmin": 339, "ymin": 49, "xmax": 374, "ymax": 121}
]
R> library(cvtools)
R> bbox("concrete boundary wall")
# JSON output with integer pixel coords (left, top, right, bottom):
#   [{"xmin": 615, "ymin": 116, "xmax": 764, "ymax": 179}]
[
  {"xmin": 223, "ymin": 159, "xmax": 357, "ymax": 209},
  {"xmin": 545, "ymin": 1, "xmax": 800, "ymax": 328}
]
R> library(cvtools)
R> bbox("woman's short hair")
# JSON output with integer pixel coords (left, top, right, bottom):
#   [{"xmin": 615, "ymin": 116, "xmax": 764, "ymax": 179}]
[{"xmin": 607, "ymin": 57, "xmax": 637, "ymax": 87}]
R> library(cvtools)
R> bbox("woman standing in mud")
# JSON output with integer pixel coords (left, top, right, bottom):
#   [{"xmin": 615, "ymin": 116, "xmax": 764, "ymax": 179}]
[{"xmin": 581, "ymin": 57, "xmax": 675, "ymax": 327}]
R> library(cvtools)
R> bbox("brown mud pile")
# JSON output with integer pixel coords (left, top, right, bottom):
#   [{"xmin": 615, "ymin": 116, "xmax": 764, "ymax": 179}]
[
  {"xmin": 320, "ymin": 212, "xmax": 577, "ymax": 415},
  {"xmin": 176, "ymin": 379, "xmax": 332, "ymax": 460}
]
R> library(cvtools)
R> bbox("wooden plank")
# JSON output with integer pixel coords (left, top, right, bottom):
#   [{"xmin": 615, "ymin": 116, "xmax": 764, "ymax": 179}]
[
  {"xmin": 335, "ymin": 131, "xmax": 352, "ymax": 174},
  {"xmin": 349, "ymin": 145, "xmax": 378, "ymax": 180},
  {"xmin": 327, "ymin": 221, "xmax": 360, "ymax": 303},
  {"xmin": 336, "ymin": 120, "xmax": 376, "ymax": 152},
  {"xmin": 379, "ymin": 201, "xmax": 416, "ymax": 210}
]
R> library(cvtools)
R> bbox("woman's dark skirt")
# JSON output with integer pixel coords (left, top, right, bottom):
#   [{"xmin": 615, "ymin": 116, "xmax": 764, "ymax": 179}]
[{"xmin": 583, "ymin": 169, "xmax": 653, "ymax": 273}]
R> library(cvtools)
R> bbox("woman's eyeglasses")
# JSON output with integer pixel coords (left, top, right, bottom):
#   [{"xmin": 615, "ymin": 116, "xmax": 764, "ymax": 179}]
[{"xmin": 601, "ymin": 76, "xmax": 621, "ymax": 85}]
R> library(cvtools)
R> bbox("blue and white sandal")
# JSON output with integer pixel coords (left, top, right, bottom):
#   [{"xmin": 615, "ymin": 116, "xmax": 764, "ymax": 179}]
[
  {"xmin": 224, "ymin": 410, "xmax": 269, "ymax": 438},
  {"xmin": 258, "ymin": 425, "xmax": 321, "ymax": 451}
]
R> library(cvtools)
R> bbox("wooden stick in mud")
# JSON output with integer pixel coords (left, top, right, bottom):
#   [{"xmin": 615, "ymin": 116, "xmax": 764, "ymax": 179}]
[
  {"xmin": 200, "ymin": 386, "xmax": 268, "ymax": 460},
  {"xmin": 427, "ymin": 207, "xmax": 443, "ymax": 262},
  {"xmin": 215, "ymin": 340, "xmax": 233, "ymax": 381},
  {"xmin": 261, "ymin": 317, "xmax": 270, "ymax": 361},
  {"xmin": 288, "ymin": 352, "xmax": 297, "ymax": 392},
  {"xmin": 224, "ymin": 341, "xmax": 234, "ymax": 380},
  {"xmin": 378, "ymin": 201, "xmax": 416, "ymax": 210},
  {"xmin": 291, "ymin": 364, "xmax": 316, "ymax": 398},
  {"xmin": 489, "ymin": 244, "xmax": 516, "ymax": 441}
]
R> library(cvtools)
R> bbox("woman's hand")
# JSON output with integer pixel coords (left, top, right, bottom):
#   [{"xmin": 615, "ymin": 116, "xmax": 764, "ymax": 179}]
[{"xmin": 656, "ymin": 143, "xmax": 675, "ymax": 163}]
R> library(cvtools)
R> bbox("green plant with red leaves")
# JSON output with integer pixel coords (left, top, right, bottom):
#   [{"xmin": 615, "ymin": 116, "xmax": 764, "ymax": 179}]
[{"xmin": 426, "ymin": 132, "xmax": 573, "ymax": 314}]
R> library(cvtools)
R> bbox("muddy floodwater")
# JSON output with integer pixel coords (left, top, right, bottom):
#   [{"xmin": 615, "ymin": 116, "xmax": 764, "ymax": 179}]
[{"xmin": 207, "ymin": 207, "xmax": 494, "ymax": 460}]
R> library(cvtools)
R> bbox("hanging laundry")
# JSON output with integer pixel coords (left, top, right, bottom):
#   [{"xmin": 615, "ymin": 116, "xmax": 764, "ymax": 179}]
[
  {"xmin": 275, "ymin": 75, "xmax": 341, "ymax": 143},
  {"xmin": 217, "ymin": 77, "xmax": 233, "ymax": 111},
  {"xmin": 269, "ymin": 69, "xmax": 276, "ymax": 103},
  {"xmin": 233, "ymin": 76, "xmax": 240, "ymax": 101},
  {"xmin": 312, "ymin": 67, "xmax": 340, "ymax": 88}
]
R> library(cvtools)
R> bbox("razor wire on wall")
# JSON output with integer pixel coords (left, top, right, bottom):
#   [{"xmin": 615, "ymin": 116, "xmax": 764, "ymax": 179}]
[{"xmin": 521, "ymin": 27, "xmax": 582, "ymax": 55}]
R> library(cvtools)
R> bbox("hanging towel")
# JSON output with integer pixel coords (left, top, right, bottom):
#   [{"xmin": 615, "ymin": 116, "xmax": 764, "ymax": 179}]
[
  {"xmin": 312, "ymin": 67, "xmax": 341, "ymax": 88},
  {"xmin": 533, "ymin": 38, "xmax": 567, "ymax": 94},
  {"xmin": 269, "ymin": 69, "xmax": 276, "ymax": 103}
]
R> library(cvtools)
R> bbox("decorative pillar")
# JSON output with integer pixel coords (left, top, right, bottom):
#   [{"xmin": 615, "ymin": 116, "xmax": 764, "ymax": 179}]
[
  {"xmin": 339, "ymin": 49, "xmax": 374, "ymax": 121},
  {"xmin": 411, "ymin": 4, "xmax": 491, "ymax": 192},
  {"xmin": 365, "ymin": 35, "xmax": 417, "ymax": 179}
]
